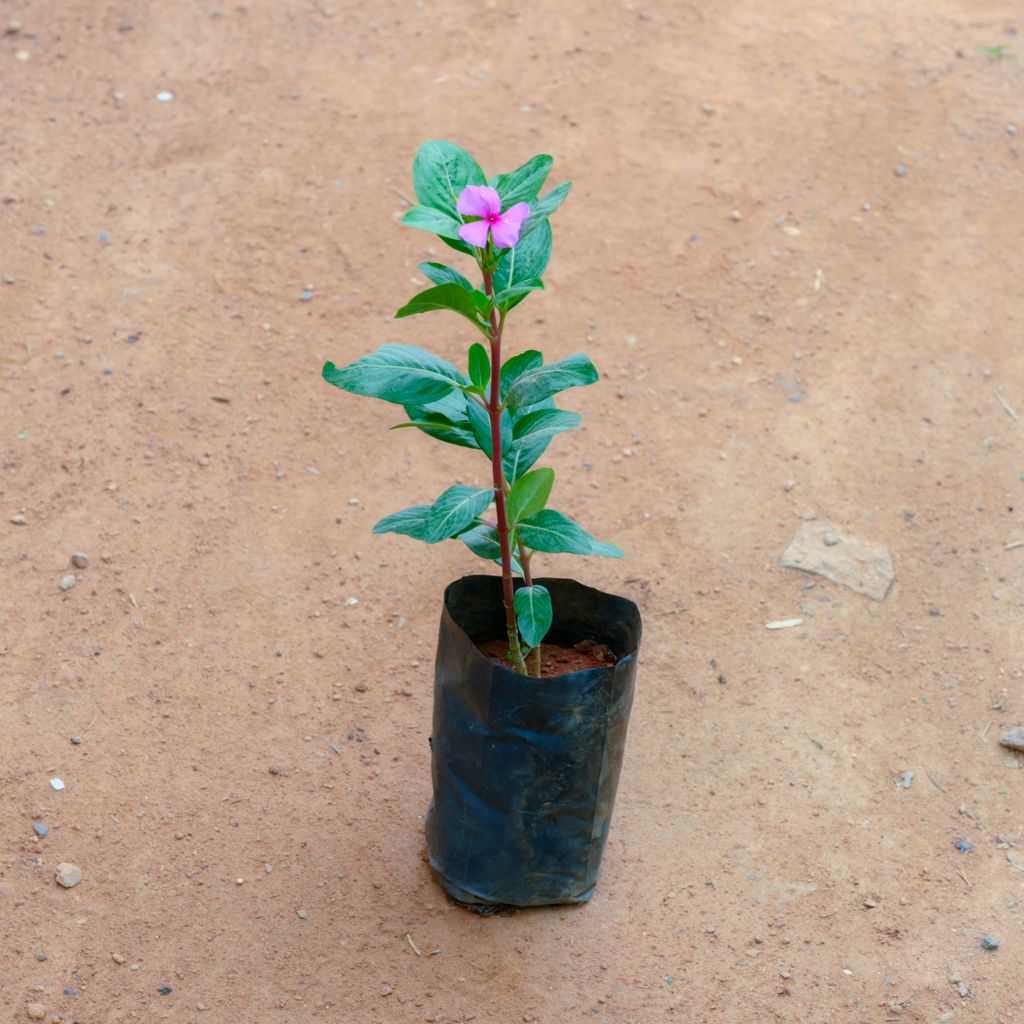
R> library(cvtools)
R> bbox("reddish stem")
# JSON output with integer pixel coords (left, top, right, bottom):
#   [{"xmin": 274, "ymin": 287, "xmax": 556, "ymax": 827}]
[{"xmin": 482, "ymin": 268, "xmax": 527, "ymax": 673}]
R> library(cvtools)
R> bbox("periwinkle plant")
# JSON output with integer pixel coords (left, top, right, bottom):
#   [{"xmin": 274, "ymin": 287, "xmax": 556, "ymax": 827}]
[{"xmin": 322, "ymin": 141, "xmax": 622, "ymax": 676}]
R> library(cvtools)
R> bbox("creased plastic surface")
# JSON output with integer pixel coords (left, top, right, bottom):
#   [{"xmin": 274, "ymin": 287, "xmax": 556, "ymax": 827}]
[{"xmin": 425, "ymin": 575, "xmax": 642, "ymax": 907}]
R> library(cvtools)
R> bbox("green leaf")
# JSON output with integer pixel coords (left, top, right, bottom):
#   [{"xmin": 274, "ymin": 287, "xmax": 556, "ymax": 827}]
[
  {"xmin": 395, "ymin": 283, "xmax": 488, "ymax": 332},
  {"xmin": 490, "ymin": 154, "xmax": 553, "ymax": 207},
  {"xmin": 503, "ymin": 434, "xmax": 552, "ymax": 483},
  {"xmin": 504, "ymin": 353, "xmax": 599, "ymax": 411},
  {"xmin": 514, "ymin": 585, "xmax": 553, "ymax": 649},
  {"xmin": 493, "ymin": 278, "xmax": 544, "ymax": 313},
  {"xmin": 425, "ymin": 485, "xmax": 494, "ymax": 543},
  {"xmin": 372, "ymin": 505, "xmax": 432, "ymax": 540},
  {"xmin": 323, "ymin": 344, "xmax": 467, "ymax": 406},
  {"xmin": 512, "ymin": 408, "xmax": 581, "ymax": 441},
  {"xmin": 521, "ymin": 181, "xmax": 572, "ymax": 239},
  {"xmin": 468, "ymin": 343, "xmax": 490, "ymax": 392},
  {"xmin": 507, "ymin": 467, "xmax": 555, "ymax": 524},
  {"xmin": 456, "ymin": 523, "xmax": 522, "ymax": 574},
  {"xmin": 418, "ymin": 261, "xmax": 473, "ymax": 291},
  {"xmin": 466, "ymin": 401, "xmax": 512, "ymax": 460},
  {"xmin": 402, "ymin": 205, "xmax": 465, "ymax": 241},
  {"xmin": 456, "ymin": 522, "xmax": 502, "ymax": 562},
  {"xmin": 493, "ymin": 222, "xmax": 552, "ymax": 311},
  {"xmin": 516, "ymin": 509, "xmax": 624, "ymax": 558},
  {"xmin": 498, "ymin": 350, "xmax": 543, "ymax": 399},
  {"xmin": 402, "ymin": 393, "xmax": 479, "ymax": 449},
  {"xmin": 412, "ymin": 140, "xmax": 486, "ymax": 219}
]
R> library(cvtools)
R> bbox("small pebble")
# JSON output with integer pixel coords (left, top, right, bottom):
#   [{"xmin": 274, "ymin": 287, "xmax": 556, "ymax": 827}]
[
  {"xmin": 15, "ymin": 49, "xmax": 30, "ymax": 61},
  {"xmin": 981, "ymin": 936, "xmax": 1000, "ymax": 950},
  {"xmin": 354, "ymin": 682, "xmax": 368, "ymax": 692},
  {"xmin": 296, "ymin": 908, "xmax": 309, "ymax": 920},
  {"xmin": 3, "ymin": 273, "xmax": 14, "ymax": 284},
  {"xmin": 63, "ymin": 988, "xmax": 78, "ymax": 997},
  {"xmin": 5, "ymin": 18, "xmax": 21, "ymax": 33},
  {"xmin": 26, "ymin": 1005, "xmax": 46, "ymax": 1022},
  {"xmin": 155, "ymin": 90, "xmax": 174, "ymax": 102},
  {"xmin": 894, "ymin": 164, "xmax": 909, "ymax": 177},
  {"xmin": 71, "ymin": 552, "xmax": 89, "ymax": 568},
  {"xmin": 50, "ymin": 777, "xmax": 65, "ymax": 791},
  {"xmin": 112, "ymin": 953, "xmax": 127, "ymax": 964},
  {"xmin": 158, "ymin": 986, "xmax": 173, "ymax": 996},
  {"xmin": 59, "ymin": 574, "xmax": 76, "ymax": 592},
  {"xmin": 299, "ymin": 288, "xmax": 315, "ymax": 302},
  {"xmin": 9, "ymin": 513, "xmax": 27, "ymax": 525},
  {"xmin": 898, "ymin": 771, "xmax": 915, "ymax": 789},
  {"xmin": 345, "ymin": 596, "xmax": 359, "ymax": 606},
  {"xmin": 1007, "ymin": 123, "xmax": 1018, "ymax": 135},
  {"xmin": 55, "ymin": 862, "xmax": 81, "ymax": 888},
  {"xmin": 36, "ymin": 953, "xmax": 46, "ymax": 961},
  {"xmin": 999, "ymin": 726, "xmax": 1024, "ymax": 752},
  {"xmin": 954, "ymin": 839, "xmax": 973, "ymax": 853},
  {"xmin": 33, "ymin": 822, "xmax": 49, "ymax": 838}
]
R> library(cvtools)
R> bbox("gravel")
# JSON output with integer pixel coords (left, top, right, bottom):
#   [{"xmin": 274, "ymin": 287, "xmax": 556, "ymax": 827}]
[
  {"xmin": 55, "ymin": 862, "xmax": 82, "ymax": 888},
  {"xmin": 59, "ymin": 574, "xmax": 77, "ymax": 591},
  {"xmin": 71, "ymin": 552, "xmax": 89, "ymax": 568},
  {"xmin": 999, "ymin": 727, "xmax": 1024, "ymax": 752}
]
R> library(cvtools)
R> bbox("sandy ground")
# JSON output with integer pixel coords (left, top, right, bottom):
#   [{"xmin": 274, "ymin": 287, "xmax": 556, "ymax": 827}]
[{"xmin": 2, "ymin": 1, "xmax": 1024, "ymax": 1021}]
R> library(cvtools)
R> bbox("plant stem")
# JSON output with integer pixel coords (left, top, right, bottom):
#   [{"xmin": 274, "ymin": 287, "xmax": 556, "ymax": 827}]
[{"xmin": 482, "ymin": 268, "xmax": 528, "ymax": 675}]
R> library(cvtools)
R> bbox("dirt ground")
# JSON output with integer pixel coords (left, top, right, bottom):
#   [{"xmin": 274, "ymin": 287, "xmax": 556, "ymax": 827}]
[{"xmin": 2, "ymin": 1, "xmax": 1024, "ymax": 1021}]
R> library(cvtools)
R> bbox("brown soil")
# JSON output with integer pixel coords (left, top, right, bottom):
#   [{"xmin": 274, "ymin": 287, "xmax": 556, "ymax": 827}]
[
  {"xmin": 3, "ymin": 2, "xmax": 1024, "ymax": 1022},
  {"xmin": 476, "ymin": 638, "xmax": 618, "ymax": 676}
]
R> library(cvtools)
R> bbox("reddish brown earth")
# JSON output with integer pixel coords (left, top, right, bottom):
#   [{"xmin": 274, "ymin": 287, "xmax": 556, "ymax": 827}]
[
  {"xmin": 476, "ymin": 638, "xmax": 617, "ymax": 676},
  {"xmin": 3, "ymin": 1, "xmax": 1024, "ymax": 1022}
]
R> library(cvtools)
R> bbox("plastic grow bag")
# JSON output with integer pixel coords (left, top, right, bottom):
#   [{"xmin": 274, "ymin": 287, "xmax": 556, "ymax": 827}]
[{"xmin": 425, "ymin": 575, "xmax": 642, "ymax": 907}]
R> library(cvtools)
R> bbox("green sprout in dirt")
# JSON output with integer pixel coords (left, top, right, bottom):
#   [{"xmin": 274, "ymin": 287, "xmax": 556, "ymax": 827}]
[{"xmin": 322, "ymin": 141, "xmax": 622, "ymax": 676}]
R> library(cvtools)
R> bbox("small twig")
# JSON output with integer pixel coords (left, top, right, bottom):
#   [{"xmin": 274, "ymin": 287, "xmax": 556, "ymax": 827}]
[
  {"xmin": 79, "ymin": 711, "xmax": 99, "ymax": 735},
  {"xmin": 980, "ymin": 722, "xmax": 992, "ymax": 742},
  {"xmin": 925, "ymin": 770, "xmax": 947, "ymax": 793},
  {"xmin": 1005, "ymin": 540, "xmax": 1024, "ymax": 551},
  {"xmin": 806, "ymin": 734, "xmax": 825, "ymax": 751},
  {"xmin": 956, "ymin": 866, "xmax": 972, "ymax": 890},
  {"xmin": 406, "ymin": 933, "xmax": 422, "ymax": 956},
  {"xmin": 872, "ymin": 661, "xmax": 893, "ymax": 675},
  {"xmin": 330, "ymin": 743, "xmax": 342, "ymax": 756},
  {"xmin": 656, "ymin": 606, "xmax": 687, "ymax": 616},
  {"xmin": 993, "ymin": 387, "xmax": 1019, "ymax": 422},
  {"xmin": 390, "ymin": 186, "xmax": 415, "ymax": 208}
]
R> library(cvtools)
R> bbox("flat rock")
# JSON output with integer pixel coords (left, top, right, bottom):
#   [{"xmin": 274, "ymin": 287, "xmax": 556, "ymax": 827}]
[
  {"xmin": 55, "ymin": 862, "xmax": 82, "ymax": 888},
  {"xmin": 780, "ymin": 520, "xmax": 895, "ymax": 601},
  {"xmin": 26, "ymin": 1004, "xmax": 46, "ymax": 1021},
  {"xmin": 999, "ymin": 727, "xmax": 1024, "ymax": 752}
]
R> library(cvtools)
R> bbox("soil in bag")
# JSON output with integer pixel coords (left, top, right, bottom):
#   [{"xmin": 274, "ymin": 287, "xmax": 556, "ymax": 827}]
[{"xmin": 426, "ymin": 575, "xmax": 642, "ymax": 909}]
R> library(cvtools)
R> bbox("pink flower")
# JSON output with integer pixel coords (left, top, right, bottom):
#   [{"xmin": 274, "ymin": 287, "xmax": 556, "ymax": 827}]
[{"xmin": 456, "ymin": 185, "xmax": 530, "ymax": 249}]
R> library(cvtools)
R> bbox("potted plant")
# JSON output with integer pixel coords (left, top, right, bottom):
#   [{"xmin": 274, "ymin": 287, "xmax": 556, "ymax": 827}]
[{"xmin": 322, "ymin": 141, "xmax": 642, "ymax": 908}]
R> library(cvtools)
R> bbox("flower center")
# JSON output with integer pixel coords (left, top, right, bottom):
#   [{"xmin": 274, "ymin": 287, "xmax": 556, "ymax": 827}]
[{"xmin": 486, "ymin": 212, "xmax": 501, "ymax": 223}]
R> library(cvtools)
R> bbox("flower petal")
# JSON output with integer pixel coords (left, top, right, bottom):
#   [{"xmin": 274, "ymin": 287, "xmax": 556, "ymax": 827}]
[
  {"xmin": 458, "ymin": 220, "xmax": 491, "ymax": 248},
  {"xmin": 501, "ymin": 201, "xmax": 530, "ymax": 226},
  {"xmin": 490, "ymin": 215, "xmax": 524, "ymax": 250},
  {"xmin": 456, "ymin": 185, "xmax": 501, "ymax": 219}
]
